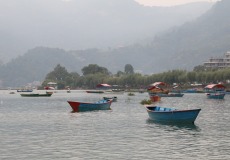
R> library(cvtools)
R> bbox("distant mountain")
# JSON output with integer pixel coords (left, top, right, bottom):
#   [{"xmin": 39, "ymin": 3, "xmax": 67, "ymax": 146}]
[
  {"xmin": 141, "ymin": 0, "xmax": 230, "ymax": 72},
  {"xmin": 2, "ymin": 0, "xmax": 229, "ymax": 87},
  {"xmin": 0, "ymin": 0, "xmax": 213, "ymax": 62},
  {"xmin": 0, "ymin": 47, "xmax": 77, "ymax": 87}
]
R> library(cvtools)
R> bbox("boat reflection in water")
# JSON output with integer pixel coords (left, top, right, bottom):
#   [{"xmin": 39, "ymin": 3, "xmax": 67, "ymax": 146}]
[{"xmin": 146, "ymin": 118, "xmax": 201, "ymax": 131}]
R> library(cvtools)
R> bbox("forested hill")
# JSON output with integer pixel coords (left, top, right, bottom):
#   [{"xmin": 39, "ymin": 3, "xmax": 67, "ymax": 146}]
[
  {"xmin": 142, "ymin": 0, "xmax": 230, "ymax": 72},
  {"xmin": 0, "ymin": 47, "xmax": 80, "ymax": 87}
]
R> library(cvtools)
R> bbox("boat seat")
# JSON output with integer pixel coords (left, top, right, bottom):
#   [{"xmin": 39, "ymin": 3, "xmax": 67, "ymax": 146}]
[{"xmin": 164, "ymin": 108, "xmax": 171, "ymax": 111}]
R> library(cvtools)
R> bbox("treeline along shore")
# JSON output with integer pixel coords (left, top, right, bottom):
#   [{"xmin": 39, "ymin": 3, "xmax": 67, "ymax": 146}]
[{"xmin": 38, "ymin": 64, "xmax": 230, "ymax": 91}]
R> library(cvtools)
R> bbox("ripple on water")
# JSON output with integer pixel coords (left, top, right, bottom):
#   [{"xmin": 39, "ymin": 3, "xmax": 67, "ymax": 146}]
[{"xmin": 0, "ymin": 91, "xmax": 230, "ymax": 159}]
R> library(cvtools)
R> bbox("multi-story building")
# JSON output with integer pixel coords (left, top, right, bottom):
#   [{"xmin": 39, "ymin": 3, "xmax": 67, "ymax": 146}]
[{"xmin": 203, "ymin": 51, "xmax": 230, "ymax": 69}]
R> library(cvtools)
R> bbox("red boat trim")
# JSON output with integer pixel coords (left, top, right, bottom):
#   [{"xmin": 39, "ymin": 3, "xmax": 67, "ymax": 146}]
[{"xmin": 67, "ymin": 101, "xmax": 82, "ymax": 112}]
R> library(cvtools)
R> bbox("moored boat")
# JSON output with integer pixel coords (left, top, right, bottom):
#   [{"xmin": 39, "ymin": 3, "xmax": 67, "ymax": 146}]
[
  {"xmin": 160, "ymin": 93, "xmax": 184, "ymax": 97},
  {"xmin": 145, "ymin": 106, "xmax": 201, "ymax": 123},
  {"xmin": 147, "ymin": 82, "xmax": 169, "ymax": 96},
  {"xmin": 20, "ymin": 92, "xmax": 53, "ymax": 97},
  {"xmin": 86, "ymin": 90, "xmax": 104, "ymax": 93},
  {"xmin": 67, "ymin": 99, "xmax": 112, "ymax": 112},
  {"xmin": 204, "ymin": 84, "xmax": 226, "ymax": 99}
]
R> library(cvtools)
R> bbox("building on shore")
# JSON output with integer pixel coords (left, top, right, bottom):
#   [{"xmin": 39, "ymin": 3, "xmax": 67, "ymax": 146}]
[{"xmin": 203, "ymin": 51, "xmax": 230, "ymax": 69}]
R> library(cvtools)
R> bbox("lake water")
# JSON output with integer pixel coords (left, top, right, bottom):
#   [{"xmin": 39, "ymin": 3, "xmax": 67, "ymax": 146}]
[{"xmin": 0, "ymin": 90, "xmax": 230, "ymax": 160}]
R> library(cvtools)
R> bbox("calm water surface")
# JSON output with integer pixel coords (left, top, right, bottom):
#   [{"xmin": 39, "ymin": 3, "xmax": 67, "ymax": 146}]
[{"xmin": 0, "ymin": 90, "xmax": 230, "ymax": 160}]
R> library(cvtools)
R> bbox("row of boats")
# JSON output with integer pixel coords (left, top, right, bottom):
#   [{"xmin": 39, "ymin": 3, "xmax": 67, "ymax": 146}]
[
  {"xmin": 145, "ymin": 83, "xmax": 227, "ymax": 123},
  {"xmin": 67, "ymin": 95, "xmax": 201, "ymax": 124},
  {"xmin": 68, "ymin": 82, "xmax": 228, "ymax": 124},
  {"xmin": 15, "ymin": 82, "xmax": 227, "ymax": 124},
  {"xmin": 148, "ymin": 82, "xmax": 227, "ymax": 100}
]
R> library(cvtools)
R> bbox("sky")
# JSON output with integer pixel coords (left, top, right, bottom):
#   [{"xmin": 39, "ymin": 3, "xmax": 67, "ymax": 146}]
[{"xmin": 135, "ymin": 0, "xmax": 219, "ymax": 6}]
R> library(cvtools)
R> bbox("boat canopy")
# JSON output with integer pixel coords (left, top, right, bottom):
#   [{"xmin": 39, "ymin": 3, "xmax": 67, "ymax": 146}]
[
  {"xmin": 47, "ymin": 82, "xmax": 57, "ymax": 85},
  {"xmin": 204, "ymin": 84, "xmax": 226, "ymax": 89},
  {"xmin": 151, "ymin": 82, "xmax": 167, "ymax": 87},
  {"xmin": 44, "ymin": 86, "xmax": 55, "ymax": 90},
  {"xmin": 96, "ymin": 83, "xmax": 111, "ymax": 87},
  {"xmin": 147, "ymin": 86, "xmax": 162, "ymax": 91}
]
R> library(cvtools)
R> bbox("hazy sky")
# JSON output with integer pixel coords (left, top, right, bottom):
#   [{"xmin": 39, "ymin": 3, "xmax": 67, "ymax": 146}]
[{"xmin": 135, "ymin": 0, "xmax": 219, "ymax": 6}]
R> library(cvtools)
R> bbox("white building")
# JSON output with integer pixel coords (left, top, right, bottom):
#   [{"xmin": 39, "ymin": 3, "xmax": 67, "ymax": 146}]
[{"xmin": 203, "ymin": 51, "xmax": 230, "ymax": 69}]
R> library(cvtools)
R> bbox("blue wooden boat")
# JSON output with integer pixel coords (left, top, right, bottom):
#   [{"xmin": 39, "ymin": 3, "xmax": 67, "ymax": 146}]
[
  {"xmin": 206, "ymin": 93, "xmax": 225, "ymax": 99},
  {"xmin": 67, "ymin": 99, "xmax": 112, "ymax": 112},
  {"xmin": 145, "ymin": 106, "xmax": 201, "ymax": 123}
]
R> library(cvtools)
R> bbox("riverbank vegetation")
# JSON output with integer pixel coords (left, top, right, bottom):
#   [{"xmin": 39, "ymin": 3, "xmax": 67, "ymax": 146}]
[{"xmin": 41, "ymin": 64, "xmax": 230, "ymax": 90}]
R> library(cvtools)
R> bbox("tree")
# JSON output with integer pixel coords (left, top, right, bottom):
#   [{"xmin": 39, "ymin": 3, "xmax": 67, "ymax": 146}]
[
  {"xmin": 124, "ymin": 64, "xmax": 134, "ymax": 74},
  {"xmin": 81, "ymin": 64, "xmax": 109, "ymax": 76},
  {"xmin": 193, "ymin": 65, "xmax": 206, "ymax": 72},
  {"xmin": 43, "ymin": 64, "xmax": 75, "ymax": 89},
  {"xmin": 116, "ymin": 70, "xmax": 124, "ymax": 77},
  {"xmin": 45, "ymin": 64, "xmax": 69, "ymax": 81}
]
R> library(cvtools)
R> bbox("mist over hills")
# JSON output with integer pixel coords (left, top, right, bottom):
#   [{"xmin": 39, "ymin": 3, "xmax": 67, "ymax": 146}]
[
  {"xmin": 2, "ymin": 0, "xmax": 228, "ymax": 87},
  {"xmin": 0, "ymin": 0, "xmax": 213, "ymax": 62},
  {"xmin": 142, "ymin": 0, "xmax": 230, "ymax": 72}
]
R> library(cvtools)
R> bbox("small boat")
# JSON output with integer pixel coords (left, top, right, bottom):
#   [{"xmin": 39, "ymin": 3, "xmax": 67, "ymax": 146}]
[
  {"xmin": 17, "ymin": 89, "xmax": 33, "ymax": 92},
  {"xmin": 128, "ymin": 92, "xmax": 135, "ymax": 96},
  {"xmin": 67, "ymin": 89, "xmax": 71, "ymax": 93},
  {"xmin": 20, "ymin": 92, "xmax": 53, "ymax": 97},
  {"xmin": 159, "ymin": 93, "xmax": 184, "ymax": 97},
  {"xmin": 147, "ymin": 82, "xmax": 169, "ymax": 95},
  {"xmin": 103, "ymin": 96, "xmax": 117, "ymax": 102},
  {"xmin": 206, "ymin": 93, "xmax": 225, "ymax": 99},
  {"xmin": 9, "ymin": 91, "xmax": 15, "ymax": 94},
  {"xmin": 67, "ymin": 99, "xmax": 112, "ymax": 112},
  {"xmin": 145, "ymin": 106, "xmax": 201, "ymax": 123},
  {"xmin": 111, "ymin": 89, "xmax": 125, "ymax": 93},
  {"xmin": 149, "ymin": 92, "xmax": 184, "ymax": 98},
  {"xmin": 204, "ymin": 84, "xmax": 226, "ymax": 99},
  {"xmin": 86, "ymin": 90, "xmax": 104, "ymax": 93}
]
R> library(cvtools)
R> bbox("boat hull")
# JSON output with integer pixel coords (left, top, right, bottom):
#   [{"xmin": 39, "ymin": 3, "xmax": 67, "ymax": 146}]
[
  {"xmin": 158, "ymin": 93, "xmax": 184, "ymax": 97},
  {"xmin": 20, "ymin": 93, "xmax": 52, "ymax": 97},
  {"xmin": 145, "ymin": 106, "xmax": 201, "ymax": 123},
  {"xmin": 67, "ymin": 100, "xmax": 112, "ymax": 112},
  {"xmin": 86, "ymin": 90, "xmax": 104, "ymax": 93},
  {"xmin": 206, "ymin": 93, "xmax": 225, "ymax": 99},
  {"xmin": 150, "ymin": 95, "xmax": 161, "ymax": 102}
]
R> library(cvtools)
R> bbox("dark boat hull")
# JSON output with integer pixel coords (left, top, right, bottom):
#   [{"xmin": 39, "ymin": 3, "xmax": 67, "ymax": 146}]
[
  {"xmin": 86, "ymin": 90, "xmax": 104, "ymax": 93},
  {"xmin": 20, "ymin": 93, "xmax": 52, "ymax": 97}
]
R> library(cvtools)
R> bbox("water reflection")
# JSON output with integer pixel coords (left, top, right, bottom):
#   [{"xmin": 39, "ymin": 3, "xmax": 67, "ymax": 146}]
[{"xmin": 146, "ymin": 118, "xmax": 201, "ymax": 131}]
